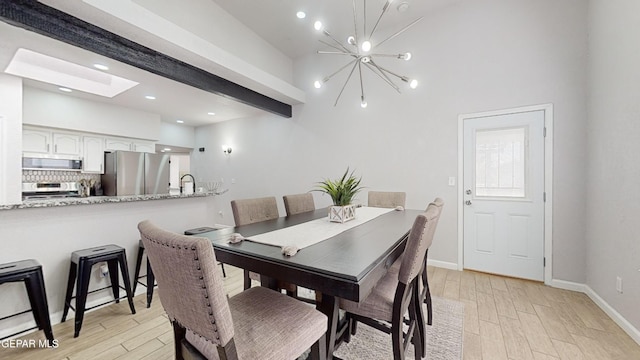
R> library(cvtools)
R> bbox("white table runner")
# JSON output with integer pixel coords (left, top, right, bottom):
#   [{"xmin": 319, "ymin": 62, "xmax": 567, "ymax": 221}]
[{"xmin": 245, "ymin": 207, "xmax": 395, "ymax": 249}]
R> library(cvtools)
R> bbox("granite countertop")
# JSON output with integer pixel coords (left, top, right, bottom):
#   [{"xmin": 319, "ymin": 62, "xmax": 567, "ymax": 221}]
[{"xmin": 0, "ymin": 192, "xmax": 218, "ymax": 210}]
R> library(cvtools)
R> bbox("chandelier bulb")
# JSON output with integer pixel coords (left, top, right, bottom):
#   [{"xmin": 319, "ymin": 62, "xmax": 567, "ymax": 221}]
[
  {"xmin": 404, "ymin": 52, "xmax": 412, "ymax": 61},
  {"xmin": 360, "ymin": 97, "xmax": 368, "ymax": 108},
  {"xmin": 314, "ymin": 80, "xmax": 323, "ymax": 89},
  {"xmin": 409, "ymin": 79, "xmax": 418, "ymax": 89},
  {"xmin": 361, "ymin": 56, "xmax": 371, "ymax": 63},
  {"xmin": 314, "ymin": 21, "xmax": 323, "ymax": 31},
  {"xmin": 347, "ymin": 36, "xmax": 356, "ymax": 45},
  {"xmin": 361, "ymin": 40, "xmax": 372, "ymax": 53}
]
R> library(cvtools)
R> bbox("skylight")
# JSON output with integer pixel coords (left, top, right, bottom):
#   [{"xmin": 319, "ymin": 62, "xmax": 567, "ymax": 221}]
[{"xmin": 4, "ymin": 48, "xmax": 138, "ymax": 98}]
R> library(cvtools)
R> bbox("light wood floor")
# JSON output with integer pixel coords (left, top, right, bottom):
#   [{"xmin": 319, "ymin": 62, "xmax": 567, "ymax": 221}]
[{"xmin": 2, "ymin": 265, "xmax": 639, "ymax": 360}]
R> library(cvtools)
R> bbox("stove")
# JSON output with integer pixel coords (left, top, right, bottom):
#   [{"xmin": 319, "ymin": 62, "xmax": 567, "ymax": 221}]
[{"xmin": 22, "ymin": 182, "xmax": 80, "ymax": 200}]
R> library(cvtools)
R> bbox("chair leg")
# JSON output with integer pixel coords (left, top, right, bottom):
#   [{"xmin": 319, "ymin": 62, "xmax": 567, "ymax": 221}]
[
  {"xmin": 413, "ymin": 287, "xmax": 426, "ymax": 358},
  {"xmin": 132, "ymin": 246, "xmax": 145, "ymax": 295},
  {"xmin": 391, "ymin": 314, "xmax": 405, "ymax": 360},
  {"xmin": 310, "ymin": 333, "xmax": 326, "ymax": 360},
  {"xmin": 220, "ymin": 262, "xmax": 226, "ymax": 278},
  {"xmin": 172, "ymin": 321, "xmax": 186, "ymax": 360},
  {"xmin": 61, "ymin": 261, "xmax": 76, "ymax": 322},
  {"xmin": 73, "ymin": 260, "xmax": 91, "ymax": 337},
  {"xmin": 24, "ymin": 271, "xmax": 54, "ymax": 344},
  {"xmin": 117, "ymin": 253, "xmax": 137, "ymax": 315},
  {"xmin": 146, "ymin": 258, "xmax": 154, "ymax": 308},
  {"xmin": 107, "ymin": 260, "xmax": 120, "ymax": 303}
]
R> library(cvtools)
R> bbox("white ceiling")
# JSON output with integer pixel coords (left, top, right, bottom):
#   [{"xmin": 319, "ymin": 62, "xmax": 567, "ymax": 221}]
[{"xmin": 1, "ymin": 1, "xmax": 457, "ymax": 128}]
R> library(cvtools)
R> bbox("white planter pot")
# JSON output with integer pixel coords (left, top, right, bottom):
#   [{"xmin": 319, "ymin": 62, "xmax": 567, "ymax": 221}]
[{"xmin": 329, "ymin": 204, "xmax": 356, "ymax": 223}]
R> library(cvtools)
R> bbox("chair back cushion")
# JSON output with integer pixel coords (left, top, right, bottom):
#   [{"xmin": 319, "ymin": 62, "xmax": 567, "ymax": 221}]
[
  {"xmin": 398, "ymin": 198, "xmax": 444, "ymax": 284},
  {"xmin": 283, "ymin": 193, "xmax": 315, "ymax": 216},
  {"xmin": 231, "ymin": 197, "xmax": 279, "ymax": 226},
  {"xmin": 138, "ymin": 220, "xmax": 234, "ymax": 347},
  {"xmin": 368, "ymin": 191, "xmax": 407, "ymax": 208}
]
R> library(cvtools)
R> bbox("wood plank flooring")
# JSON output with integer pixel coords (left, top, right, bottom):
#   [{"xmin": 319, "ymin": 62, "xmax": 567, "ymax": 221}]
[{"xmin": 2, "ymin": 265, "xmax": 639, "ymax": 359}]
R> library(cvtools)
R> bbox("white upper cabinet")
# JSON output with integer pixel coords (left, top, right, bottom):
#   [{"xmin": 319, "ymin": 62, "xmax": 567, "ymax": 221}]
[
  {"xmin": 23, "ymin": 127, "xmax": 81, "ymax": 156},
  {"xmin": 52, "ymin": 133, "xmax": 81, "ymax": 156},
  {"xmin": 82, "ymin": 136, "xmax": 105, "ymax": 174},
  {"xmin": 23, "ymin": 128, "xmax": 51, "ymax": 154},
  {"xmin": 105, "ymin": 137, "xmax": 155, "ymax": 153}
]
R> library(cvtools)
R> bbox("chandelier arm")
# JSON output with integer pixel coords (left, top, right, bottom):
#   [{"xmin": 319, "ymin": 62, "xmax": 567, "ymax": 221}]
[
  {"xmin": 373, "ymin": 63, "xmax": 406, "ymax": 81},
  {"xmin": 375, "ymin": 17, "xmax": 423, "ymax": 49},
  {"xmin": 323, "ymin": 30, "xmax": 353, "ymax": 54},
  {"xmin": 318, "ymin": 51, "xmax": 357, "ymax": 56},
  {"xmin": 358, "ymin": 61, "xmax": 365, "ymax": 101},
  {"xmin": 364, "ymin": 62, "xmax": 400, "ymax": 92},
  {"xmin": 352, "ymin": 0, "xmax": 359, "ymax": 46},
  {"xmin": 319, "ymin": 39, "xmax": 355, "ymax": 55},
  {"xmin": 369, "ymin": 0, "xmax": 393, "ymax": 40},
  {"xmin": 324, "ymin": 58, "xmax": 359, "ymax": 84},
  {"xmin": 334, "ymin": 61, "xmax": 360, "ymax": 106},
  {"xmin": 371, "ymin": 53, "xmax": 406, "ymax": 58},
  {"xmin": 363, "ymin": 0, "xmax": 367, "ymax": 39}
]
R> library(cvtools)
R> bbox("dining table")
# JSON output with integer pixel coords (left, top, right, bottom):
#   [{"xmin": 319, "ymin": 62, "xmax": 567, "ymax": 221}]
[{"xmin": 192, "ymin": 207, "xmax": 422, "ymax": 359}]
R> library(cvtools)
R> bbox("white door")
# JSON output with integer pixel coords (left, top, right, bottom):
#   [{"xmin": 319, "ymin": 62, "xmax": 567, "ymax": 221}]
[{"xmin": 463, "ymin": 110, "xmax": 545, "ymax": 281}]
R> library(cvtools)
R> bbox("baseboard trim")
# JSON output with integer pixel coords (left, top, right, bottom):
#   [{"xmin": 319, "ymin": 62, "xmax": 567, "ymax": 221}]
[
  {"xmin": 549, "ymin": 278, "xmax": 640, "ymax": 346},
  {"xmin": 427, "ymin": 259, "xmax": 458, "ymax": 270},
  {"xmin": 583, "ymin": 285, "xmax": 640, "ymax": 345}
]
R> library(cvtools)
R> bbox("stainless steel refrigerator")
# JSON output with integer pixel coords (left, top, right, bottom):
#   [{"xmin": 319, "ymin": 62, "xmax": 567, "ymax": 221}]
[{"xmin": 102, "ymin": 151, "xmax": 170, "ymax": 196}]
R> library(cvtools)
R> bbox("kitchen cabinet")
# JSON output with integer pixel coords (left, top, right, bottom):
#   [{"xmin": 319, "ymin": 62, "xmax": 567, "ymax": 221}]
[
  {"xmin": 22, "ymin": 128, "xmax": 51, "ymax": 154},
  {"xmin": 23, "ymin": 127, "xmax": 81, "ymax": 156},
  {"xmin": 82, "ymin": 136, "xmax": 105, "ymax": 173},
  {"xmin": 105, "ymin": 137, "xmax": 155, "ymax": 153}
]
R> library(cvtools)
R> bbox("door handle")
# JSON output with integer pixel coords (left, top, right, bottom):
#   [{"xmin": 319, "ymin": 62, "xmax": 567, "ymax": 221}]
[
  {"xmin": 465, "ymin": 200, "xmax": 472, "ymax": 206},
  {"xmin": 465, "ymin": 189, "xmax": 472, "ymax": 195}
]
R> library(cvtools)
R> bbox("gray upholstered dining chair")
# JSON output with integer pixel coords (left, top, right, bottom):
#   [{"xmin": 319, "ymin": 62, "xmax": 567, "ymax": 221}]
[
  {"xmin": 138, "ymin": 220, "xmax": 327, "ymax": 360},
  {"xmin": 339, "ymin": 198, "xmax": 443, "ymax": 360},
  {"xmin": 283, "ymin": 193, "xmax": 316, "ymax": 216},
  {"xmin": 368, "ymin": 191, "xmax": 407, "ymax": 208},
  {"xmin": 230, "ymin": 197, "xmax": 296, "ymax": 295}
]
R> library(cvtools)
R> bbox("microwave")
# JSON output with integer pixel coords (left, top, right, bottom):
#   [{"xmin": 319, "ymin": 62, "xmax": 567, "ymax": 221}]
[{"xmin": 22, "ymin": 156, "xmax": 83, "ymax": 171}]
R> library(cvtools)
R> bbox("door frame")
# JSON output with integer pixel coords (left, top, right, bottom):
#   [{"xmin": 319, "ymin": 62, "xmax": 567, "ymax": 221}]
[{"xmin": 457, "ymin": 103, "xmax": 554, "ymax": 285}]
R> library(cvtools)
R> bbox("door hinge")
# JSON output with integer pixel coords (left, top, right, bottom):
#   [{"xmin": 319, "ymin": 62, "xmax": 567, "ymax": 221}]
[
  {"xmin": 543, "ymin": 127, "xmax": 547, "ymax": 137},
  {"xmin": 544, "ymin": 257, "xmax": 546, "ymax": 267},
  {"xmin": 543, "ymin": 192, "xmax": 546, "ymax": 202}
]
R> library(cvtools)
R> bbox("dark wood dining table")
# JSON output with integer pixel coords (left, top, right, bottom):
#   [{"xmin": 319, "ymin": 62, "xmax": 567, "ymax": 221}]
[{"xmin": 194, "ymin": 208, "xmax": 421, "ymax": 359}]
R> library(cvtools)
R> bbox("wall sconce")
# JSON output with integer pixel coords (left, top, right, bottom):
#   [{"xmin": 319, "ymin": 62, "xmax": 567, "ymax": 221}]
[{"xmin": 222, "ymin": 145, "xmax": 232, "ymax": 154}]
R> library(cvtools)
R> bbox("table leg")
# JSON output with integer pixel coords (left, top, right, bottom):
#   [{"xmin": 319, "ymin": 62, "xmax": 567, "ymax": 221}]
[{"xmin": 317, "ymin": 292, "xmax": 339, "ymax": 360}]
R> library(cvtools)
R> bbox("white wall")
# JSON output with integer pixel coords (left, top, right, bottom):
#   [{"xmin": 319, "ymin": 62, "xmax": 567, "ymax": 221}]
[
  {"xmin": 192, "ymin": 0, "xmax": 589, "ymax": 281},
  {"xmin": 159, "ymin": 122, "xmax": 195, "ymax": 149},
  {"xmin": 23, "ymin": 87, "xmax": 161, "ymax": 140},
  {"xmin": 0, "ymin": 74, "xmax": 23, "ymax": 206},
  {"xmin": 586, "ymin": 0, "xmax": 640, "ymax": 332}
]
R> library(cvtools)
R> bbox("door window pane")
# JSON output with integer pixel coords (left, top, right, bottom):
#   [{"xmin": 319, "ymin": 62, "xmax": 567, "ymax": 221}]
[{"xmin": 475, "ymin": 127, "xmax": 527, "ymax": 198}]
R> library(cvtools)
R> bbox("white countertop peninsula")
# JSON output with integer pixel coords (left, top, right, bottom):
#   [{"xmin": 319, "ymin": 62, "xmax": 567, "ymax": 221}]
[
  {"xmin": 0, "ymin": 192, "xmax": 218, "ymax": 210},
  {"xmin": 0, "ymin": 192, "xmax": 226, "ymax": 340}
]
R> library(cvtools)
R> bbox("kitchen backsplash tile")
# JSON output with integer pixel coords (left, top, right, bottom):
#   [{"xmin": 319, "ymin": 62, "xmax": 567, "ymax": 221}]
[{"xmin": 22, "ymin": 170, "xmax": 101, "ymax": 185}]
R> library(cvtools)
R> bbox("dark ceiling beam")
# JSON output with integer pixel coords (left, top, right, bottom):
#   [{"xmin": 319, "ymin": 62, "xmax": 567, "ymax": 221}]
[{"xmin": 0, "ymin": 0, "xmax": 292, "ymax": 118}]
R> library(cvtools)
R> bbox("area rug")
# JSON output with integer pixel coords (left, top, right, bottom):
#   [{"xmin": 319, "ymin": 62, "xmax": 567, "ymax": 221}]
[{"xmin": 332, "ymin": 297, "xmax": 464, "ymax": 360}]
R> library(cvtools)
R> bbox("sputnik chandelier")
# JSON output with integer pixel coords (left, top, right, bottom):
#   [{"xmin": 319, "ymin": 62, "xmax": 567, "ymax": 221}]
[{"xmin": 312, "ymin": 0, "xmax": 422, "ymax": 108}]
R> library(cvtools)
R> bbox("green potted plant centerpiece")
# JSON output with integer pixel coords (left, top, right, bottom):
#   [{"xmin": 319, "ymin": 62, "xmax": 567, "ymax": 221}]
[{"xmin": 314, "ymin": 168, "xmax": 363, "ymax": 223}]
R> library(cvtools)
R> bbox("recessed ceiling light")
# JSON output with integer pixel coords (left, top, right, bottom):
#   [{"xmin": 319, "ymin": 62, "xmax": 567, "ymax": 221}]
[
  {"xmin": 58, "ymin": 87, "xmax": 72, "ymax": 92},
  {"xmin": 207, "ymin": 112, "xmax": 216, "ymax": 116},
  {"xmin": 4, "ymin": 49, "xmax": 137, "ymax": 98},
  {"xmin": 296, "ymin": 11, "xmax": 306, "ymax": 19},
  {"xmin": 93, "ymin": 63, "xmax": 109, "ymax": 71},
  {"xmin": 145, "ymin": 95, "xmax": 156, "ymax": 100},
  {"xmin": 163, "ymin": 148, "xmax": 172, "ymax": 151},
  {"xmin": 176, "ymin": 120, "xmax": 184, "ymax": 124}
]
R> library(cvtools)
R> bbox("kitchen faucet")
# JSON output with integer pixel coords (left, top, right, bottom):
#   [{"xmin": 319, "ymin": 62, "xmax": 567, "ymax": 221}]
[{"xmin": 180, "ymin": 174, "xmax": 196, "ymax": 194}]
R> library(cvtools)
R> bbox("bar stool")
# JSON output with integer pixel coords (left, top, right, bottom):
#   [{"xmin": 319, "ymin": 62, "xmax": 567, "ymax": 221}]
[
  {"xmin": 0, "ymin": 259, "xmax": 54, "ymax": 343},
  {"xmin": 132, "ymin": 239, "xmax": 156, "ymax": 308},
  {"xmin": 61, "ymin": 245, "xmax": 136, "ymax": 337}
]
